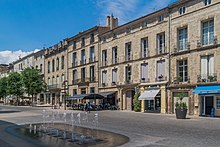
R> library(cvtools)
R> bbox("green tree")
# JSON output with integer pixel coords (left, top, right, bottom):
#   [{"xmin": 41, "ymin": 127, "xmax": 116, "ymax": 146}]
[
  {"xmin": 7, "ymin": 72, "xmax": 24, "ymax": 106},
  {"xmin": 21, "ymin": 68, "xmax": 46, "ymax": 106},
  {"xmin": 133, "ymin": 93, "xmax": 141, "ymax": 112},
  {"xmin": 0, "ymin": 77, "xmax": 8, "ymax": 104}
]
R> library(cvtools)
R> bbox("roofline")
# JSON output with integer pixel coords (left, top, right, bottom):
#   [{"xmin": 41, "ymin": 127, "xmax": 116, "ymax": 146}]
[
  {"xmin": 100, "ymin": 0, "xmax": 191, "ymax": 36},
  {"xmin": 66, "ymin": 26, "xmax": 109, "ymax": 42}
]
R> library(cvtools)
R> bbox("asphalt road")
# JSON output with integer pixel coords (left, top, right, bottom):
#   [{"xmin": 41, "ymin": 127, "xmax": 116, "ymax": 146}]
[{"xmin": 0, "ymin": 105, "xmax": 220, "ymax": 147}]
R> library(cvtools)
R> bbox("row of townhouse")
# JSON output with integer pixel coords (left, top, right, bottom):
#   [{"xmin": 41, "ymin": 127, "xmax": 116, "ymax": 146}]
[{"xmin": 12, "ymin": 0, "xmax": 220, "ymax": 116}]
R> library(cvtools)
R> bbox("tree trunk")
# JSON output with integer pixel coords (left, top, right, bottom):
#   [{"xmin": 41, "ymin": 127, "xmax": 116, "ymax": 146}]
[
  {"xmin": 17, "ymin": 95, "xmax": 18, "ymax": 106},
  {"xmin": 32, "ymin": 94, "xmax": 34, "ymax": 107}
]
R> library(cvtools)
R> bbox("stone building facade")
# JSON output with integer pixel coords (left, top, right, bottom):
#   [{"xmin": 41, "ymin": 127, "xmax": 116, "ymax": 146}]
[
  {"xmin": 67, "ymin": 26, "xmax": 109, "ymax": 100},
  {"xmin": 168, "ymin": 0, "xmax": 220, "ymax": 116},
  {"xmin": 44, "ymin": 40, "xmax": 68, "ymax": 108}
]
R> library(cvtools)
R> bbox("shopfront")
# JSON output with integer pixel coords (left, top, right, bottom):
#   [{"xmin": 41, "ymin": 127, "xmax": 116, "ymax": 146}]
[
  {"xmin": 139, "ymin": 89, "xmax": 161, "ymax": 113},
  {"xmin": 193, "ymin": 85, "xmax": 220, "ymax": 117}
]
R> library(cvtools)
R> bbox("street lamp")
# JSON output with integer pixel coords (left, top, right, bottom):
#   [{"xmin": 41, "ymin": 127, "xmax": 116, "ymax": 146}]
[{"xmin": 62, "ymin": 80, "xmax": 68, "ymax": 110}]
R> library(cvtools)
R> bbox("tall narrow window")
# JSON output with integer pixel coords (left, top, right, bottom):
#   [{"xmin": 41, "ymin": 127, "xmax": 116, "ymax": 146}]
[
  {"xmin": 178, "ymin": 27, "xmax": 188, "ymax": 51},
  {"xmin": 179, "ymin": 7, "xmax": 186, "ymax": 15},
  {"xmin": 141, "ymin": 63, "xmax": 148, "ymax": 82},
  {"xmin": 112, "ymin": 69, "xmax": 118, "ymax": 85},
  {"xmin": 48, "ymin": 78, "xmax": 51, "ymax": 86},
  {"xmin": 204, "ymin": 0, "xmax": 211, "ymax": 5},
  {"xmin": 81, "ymin": 49, "xmax": 86, "ymax": 65},
  {"xmin": 72, "ymin": 52, "xmax": 77, "ymax": 67},
  {"xmin": 202, "ymin": 19, "xmax": 214, "ymax": 45},
  {"xmin": 81, "ymin": 37, "xmax": 85, "ymax": 46},
  {"xmin": 112, "ymin": 47, "xmax": 118, "ymax": 64},
  {"xmin": 73, "ymin": 41, "xmax": 76, "ymax": 49},
  {"xmin": 56, "ymin": 75, "xmax": 59, "ymax": 86},
  {"xmin": 141, "ymin": 37, "xmax": 148, "ymax": 58},
  {"xmin": 81, "ymin": 68, "xmax": 86, "ymax": 82},
  {"xmin": 102, "ymin": 50, "xmax": 107, "ymax": 66},
  {"xmin": 73, "ymin": 89, "xmax": 77, "ymax": 95},
  {"xmin": 125, "ymin": 42, "xmax": 132, "ymax": 61},
  {"xmin": 157, "ymin": 33, "xmax": 165, "ymax": 54},
  {"xmin": 52, "ymin": 76, "xmax": 56, "ymax": 85},
  {"xmin": 48, "ymin": 61, "xmax": 50, "ymax": 73},
  {"xmin": 89, "ymin": 46, "xmax": 95, "ymax": 62},
  {"xmin": 125, "ymin": 66, "xmax": 132, "ymax": 83},
  {"xmin": 177, "ymin": 60, "xmax": 188, "ymax": 82},
  {"xmin": 81, "ymin": 88, "xmax": 86, "ymax": 94},
  {"xmin": 52, "ymin": 59, "xmax": 55, "ymax": 72},
  {"xmin": 72, "ymin": 70, "xmax": 77, "ymax": 84},
  {"xmin": 201, "ymin": 55, "xmax": 214, "ymax": 81},
  {"xmin": 61, "ymin": 56, "xmax": 64, "ymax": 69},
  {"xmin": 56, "ymin": 58, "xmax": 59, "ymax": 71},
  {"xmin": 102, "ymin": 71, "xmax": 107, "ymax": 86},
  {"xmin": 61, "ymin": 74, "xmax": 65, "ymax": 83},
  {"xmin": 90, "ymin": 87, "xmax": 95, "ymax": 93},
  {"xmin": 156, "ymin": 60, "xmax": 165, "ymax": 81},
  {"xmin": 40, "ymin": 64, "xmax": 43, "ymax": 73},
  {"xmin": 90, "ymin": 33, "xmax": 94, "ymax": 43},
  {"xmin": 90, "ymin": 66, "xmax": 95, "ymax": 82}
]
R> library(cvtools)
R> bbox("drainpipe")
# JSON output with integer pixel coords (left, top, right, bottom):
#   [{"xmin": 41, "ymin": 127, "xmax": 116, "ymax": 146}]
[
  {"xmin": 167, "ymin": 7, "xmax": 172, "ymax": 113},
  {"xmin": 98, "ymin": 34, "xmax": 101, "ymax": 92}
]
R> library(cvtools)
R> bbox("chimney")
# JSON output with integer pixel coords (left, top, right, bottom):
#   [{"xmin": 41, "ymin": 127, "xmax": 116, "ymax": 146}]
[{"xmin": 106, "ymin": 14, "xmax": 118, "ymax": 30}]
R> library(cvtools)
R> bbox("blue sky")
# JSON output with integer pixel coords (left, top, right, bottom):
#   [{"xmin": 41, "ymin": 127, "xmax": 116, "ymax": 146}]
[{"xmin": 0, "ymin": 0, "xmax": 176, "ymax": 64}]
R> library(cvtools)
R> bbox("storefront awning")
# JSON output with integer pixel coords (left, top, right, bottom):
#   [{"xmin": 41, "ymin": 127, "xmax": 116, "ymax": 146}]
[
  {"xmin": 67, "ymin": 94, "xmax": 89, "ymax": 100},
  {"xmin": 193, "ymin": 85, "xmax": 220, "ymax": 95},
  {"xmin": 96, "ymin": 92, "xmax": 116, "ymax": 98},
  {"xmin": 138, "ymin": 89, "xmax": 160, "ymax": 100}
]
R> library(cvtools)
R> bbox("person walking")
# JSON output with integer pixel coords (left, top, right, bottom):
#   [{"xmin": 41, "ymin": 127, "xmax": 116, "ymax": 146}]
[{"xmin": 87, "ymin": 102, "xmax": 91, "ymax": 113}]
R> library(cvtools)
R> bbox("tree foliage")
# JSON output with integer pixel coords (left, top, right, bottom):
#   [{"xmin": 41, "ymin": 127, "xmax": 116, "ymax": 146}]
[
  {"xmin": 0, "ymin": 77, "xmax": 8, "ymax": 103},
  {"xmin": 7, "ymin": 72, "xmax": 24, "ymax": 105},
  {"xmin": 133, "ymin": 93, "xmax": 141, "ymax": 112},
  {"xmin": 21, "ymin": 68, "xmax": 46, "ymax": 105}
]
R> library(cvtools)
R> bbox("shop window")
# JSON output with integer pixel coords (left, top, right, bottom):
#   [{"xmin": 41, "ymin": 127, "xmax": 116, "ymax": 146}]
[{"xmin": 216, "ymin": 97, "xmax": 220, "ymax": 109}]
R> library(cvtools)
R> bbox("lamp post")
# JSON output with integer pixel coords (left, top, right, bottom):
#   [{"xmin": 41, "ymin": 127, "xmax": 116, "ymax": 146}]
[{"xmin": 62, "ymin": 80, "xmax": 68, "ymax": 110}]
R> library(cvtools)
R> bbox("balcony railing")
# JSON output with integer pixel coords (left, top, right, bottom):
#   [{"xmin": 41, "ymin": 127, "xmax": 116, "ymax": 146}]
[
  {"xmin": 89, "ymin": 57, "xmax": 95, "ymax": 63},
  {"xmin": 78, "ymin": 78, "xmax": 90, "ymax": 86},
  {"xmin": 112, "ymin": 58, "xmax": 118, "ymax": 64},
  {"xmin": 72, "ymin": 79, "xmax": 78, "ymax": 85},
  {"xmin": 72, "ymin": 61, "xmax": 77, "ymax": 67},
  {"xmin": 197, "ymin": 73, "xmax": 217, "ymax": 83},
  {"xmin": 102, "ymin": 60, "xmax": 108, "ymax": 66},
  {"xmin": 90, "ymin": 77, "xmax": 96, "ymax": 82},
  {"xmin": 80, "ymin": 59, "xmax": 86, "ymax": 65},
  {"xmin": 125, "ymin": 54, "xmax": 133, "ymax": 62},
  {"xmin": 172, "ymin": 76, "xmax": 190, "ymax": 84},
  {"xmin": 124, "ymin": 79, "xmax": 133, "ymax": 84},
  {"xmin": 140, "ymin": 78, "xmax": 149, "ymax": 83},
  {"xmin": 48, "ymin": 84, "xmax": 60, "ymax": 89},
  {"xmin": 156, "ymin": 46, "xmax": 166, "ymax": 55},
  {"xmin": 155, "ymin": 75, "xmax": 167, "ymax": 82}
]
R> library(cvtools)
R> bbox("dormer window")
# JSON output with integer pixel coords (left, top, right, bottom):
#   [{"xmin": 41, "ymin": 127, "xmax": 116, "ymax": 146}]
[
  {"xmin": 81, "ymin": 37, "xmax": 85, "ymax": 46},
  {"xmin": 179, "ymin": 7, "xmax": 186, "ymax": 15},
  {"xmin": 126, "ymin": 27, "xmax": 131, "ymax": 34},
  {"xmin": 204, "ymin": 0, "xmax": 211, "ymax": 6},
  {"xmin": 73, "ymin": 41, "xmax": 76, "ymax": 49},
  {"xmin": 90, "ymin": 33, "xmax": 94, "ymax": 43},
  {"xmin": 158, "ymin": 15, "xmax": 164, "ymax": 22},
  {"xmin": 141, "ymin": 21, "xmax": 148, "ymax": 28}
]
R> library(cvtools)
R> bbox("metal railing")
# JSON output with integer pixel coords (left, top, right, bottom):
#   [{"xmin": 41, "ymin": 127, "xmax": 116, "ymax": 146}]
[{"xmin": 197, "ymin": 73, "xmax": 217, "ymax": 83}]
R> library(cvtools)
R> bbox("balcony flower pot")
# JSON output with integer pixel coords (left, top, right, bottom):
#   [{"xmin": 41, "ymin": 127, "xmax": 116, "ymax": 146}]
[{"xmin": 175, "ymin": 92, "xmax": 187, "ymax": 119}]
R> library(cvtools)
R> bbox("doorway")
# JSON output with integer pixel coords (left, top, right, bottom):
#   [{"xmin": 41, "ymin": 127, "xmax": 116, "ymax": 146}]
[{"xmin": 201, "ymin": 96, "xmax": 214, "ymax": 116}]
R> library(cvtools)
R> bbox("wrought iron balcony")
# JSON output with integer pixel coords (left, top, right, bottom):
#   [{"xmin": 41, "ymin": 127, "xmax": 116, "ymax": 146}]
[
  {"xmin": 102, "ymin": 60, "xmax": 108, "ymax": 66},
  {"xmin": 80, "ymin": 59, "xmax": 86, "ymax": 65},
  {"xmin": 90, "ymin": 77, "xmax": 96, "ymax": 82},
  {"xmin": 72, "ymin": 61, "xmax": 77, "ymax": 67},
  {"xmin": 172, "ymin": 76, "xmax": 190, "ymax": 84},
  {"xmin": 48, "ymin": 84, "xmax": 60, "ymax": 90},
  {"xmin": 197, "ymin": 74, "xmax": 217, "ymax": 83}
]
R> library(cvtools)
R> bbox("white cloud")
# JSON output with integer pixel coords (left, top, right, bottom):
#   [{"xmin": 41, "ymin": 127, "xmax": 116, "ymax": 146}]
[
  {"xmin": 96, "ymin": 0, "xmax": 175, "ymax": 25},
  {"xmin": 0, "ymin": 49, "xmax": 40, "ymax": 64}
]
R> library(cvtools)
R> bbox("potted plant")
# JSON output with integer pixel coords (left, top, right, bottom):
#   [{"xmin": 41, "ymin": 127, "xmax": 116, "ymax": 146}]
[{"xmin": 175, "ymin": 92, "xmax": 187, "ymax": 119}]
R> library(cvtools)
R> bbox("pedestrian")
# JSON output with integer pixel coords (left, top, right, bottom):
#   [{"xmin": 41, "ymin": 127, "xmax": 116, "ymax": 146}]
[{"xmin": 87, "ymin": 102, "xmax": 91, "ymax": 113}]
